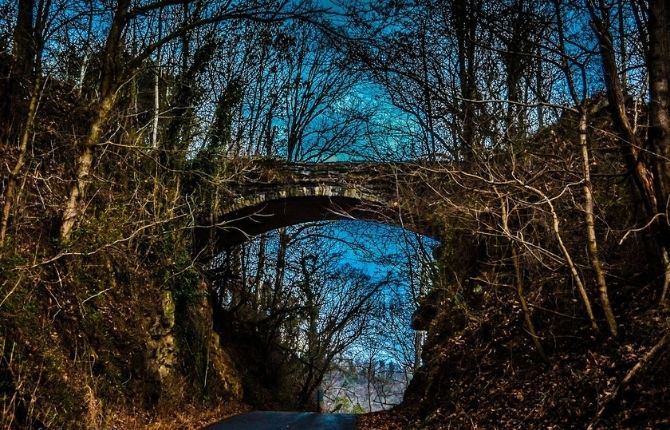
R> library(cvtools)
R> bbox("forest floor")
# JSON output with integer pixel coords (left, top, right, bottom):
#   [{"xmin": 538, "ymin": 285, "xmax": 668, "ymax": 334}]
[
  {"xmin": 358, "ymin": 303, "xmax": 670, "ymax": 429},
  {"xmin": 359, "ymin": 409, "xmax": 411, "ymax": 430},
  {"xmin": 92, "ymin": 401, "xmax": 249, "ymax": 430}
]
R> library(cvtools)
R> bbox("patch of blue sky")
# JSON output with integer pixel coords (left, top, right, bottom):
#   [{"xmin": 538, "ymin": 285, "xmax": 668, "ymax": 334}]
[
  {"xmin": 41, "ymin": 1, "xmax": 110, "ymax": 75},
  {"xmin": 320, "ymin": 220, "xmax": 438, "ymax": 282},
  {"xmin": 241, "ymin": 220, "xmax": 437, "ymax": 293},
  {"xmin": 330, "ymin": 82, "xmax": 424, "ymax": 161},
  {"xmin": 313, "ymin": 0, "xmax": 410, "ymax": 38}
]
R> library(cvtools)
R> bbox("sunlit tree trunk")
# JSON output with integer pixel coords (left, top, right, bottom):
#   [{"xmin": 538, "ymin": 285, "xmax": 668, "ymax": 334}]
[
  {"xmin": 60, "ymin": 94, "xmax": 116, "ymax": 241},
  {"xmin": 413, "ymin": 331, "xmax": 424, "ymax": 371},
  {"xmin": 521, "ymin": 182, "xmax": 599, "ymax": 331},
  {"xmin": 553, "ymin": 0, "xmax": 618, "ymax": 333},
  {"xmin": 60, "ymin": 0, "xmax": 130, "ymax": 242},
  {"xmin": 499, "ymin": 192, "xmax": 547, "ymax": 358},
  {"xmin": 579, "ymin": 110, "xmax": 618, "ymax": 336}
]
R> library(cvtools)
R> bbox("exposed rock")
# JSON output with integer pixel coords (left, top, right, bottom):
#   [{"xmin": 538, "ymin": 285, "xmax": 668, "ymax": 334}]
[
  {"xmin": 208, "ymin": 331, "xmax": 243, "ymax": 398},
  {"xmin": 145, "ymin": 290, "xmax": 177, "ymax": 399}
]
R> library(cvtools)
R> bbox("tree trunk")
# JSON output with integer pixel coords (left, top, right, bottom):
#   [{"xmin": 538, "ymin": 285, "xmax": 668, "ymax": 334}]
[
  {"xmin": 152, "ymin": 66, "xmax": 161, "ymax": 149},
  {"xmin": 419, "ymin": 25, "xmax": 436, "ymax": 159},
  {"xmin": 521, "ymin": 182, "xmax": 599, "ymax": 331},
  {"xmin": 60, "ymin": 95, "xmax": 115, "ymax": 242},
  {"xmin": 617, "ymin": 0, "xmax": 628, "ymax": 90},
  {"xmin": 579, "ymin": 110, "xmax": 618, "ymax": 336},
  {"xmin": 151, "ymin": 6, "xmax": 164, "ymax": 150},
  {"xmin": 589, "ymin": 1, "xmax": 670, "ymax": 302},
  {"xmin": 255, "ymin": 235, "xmax": 267, "ymax": 310},
  {"xmin": 12, "ymin": 0, "xmax": 36, "ymax": 80},
  {"xmin": 1, "ymin": 0, "xmax": 35, "ymax": 147},
  {"xmin": 1, "ymin": 0, "xmax": 50, "ymax": 246},
  {"xmin": 272, "ymin": 229, "xmax": 288, "ymax": 309},
  {"xmin": 589, "ymin": 5, "xmax": 659, "ymax": 221},
  {"xmin": 649, "ymin": 0, "xmax": 670, "ymax": 226},
  {"xmin": 453, "ymin": 0, "xmax": 480, "ymax": 160},
  {"xmin": 0, "ymin": 76, "xmax": 42, "ymax": 246},
  {"xmin": 413, "ymin": 330, "xmax": 424, "ymax": 372},
  {"xmin": 512, "ymin": 246, "xmax": 547, "ymax": 361},
  {"xmin": 59, "ymin": 0, "xmax": 129, "ymax": 242},
  {"xmin": 499, "ymin": 192, "xmax": 548, "ymax": 358},
  {"xmin": 661, "ymin": 248, "xmax": 670, "ymax": 303}
]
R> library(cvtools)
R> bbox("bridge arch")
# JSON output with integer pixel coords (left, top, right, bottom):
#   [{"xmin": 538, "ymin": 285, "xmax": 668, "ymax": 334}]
[
  {"xmin": 192, "ymin": 160, "xmax": 436, "ymax": 256},
  {"xmin": 198, "ymin": 190, "xmax": 399, "ymax": 251},
  {"xmin": 200, "ymin": 181, "xmax": 438, "ymax": 414}
]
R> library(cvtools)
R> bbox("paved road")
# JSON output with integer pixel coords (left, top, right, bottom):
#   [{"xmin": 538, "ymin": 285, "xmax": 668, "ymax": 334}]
[{"xmin": 203, "ymin": 411, "xmax": 357, "ymax": 430}]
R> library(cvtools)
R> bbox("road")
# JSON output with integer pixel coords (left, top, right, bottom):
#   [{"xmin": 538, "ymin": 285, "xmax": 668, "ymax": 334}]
[{"xmin": 203, "ymin": 411, "xmax": 357, "ymax": 430}]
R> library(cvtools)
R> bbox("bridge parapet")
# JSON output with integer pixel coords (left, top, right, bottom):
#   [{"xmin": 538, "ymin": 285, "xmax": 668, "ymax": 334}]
[{"xmin": 224, "ymin": 160, "xmax": 413, "ymax": 192}]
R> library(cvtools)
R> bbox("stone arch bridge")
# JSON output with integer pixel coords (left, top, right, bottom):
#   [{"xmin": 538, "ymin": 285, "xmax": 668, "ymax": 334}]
[{"xmin": 193, "ymin": 159, "xmax": 439, "ymax": 255}]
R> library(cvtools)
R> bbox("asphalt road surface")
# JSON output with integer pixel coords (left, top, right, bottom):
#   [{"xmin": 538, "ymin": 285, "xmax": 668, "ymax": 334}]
[{"xmin": 203, "ymin": 411, "xmax": 357, "ymax": 430}]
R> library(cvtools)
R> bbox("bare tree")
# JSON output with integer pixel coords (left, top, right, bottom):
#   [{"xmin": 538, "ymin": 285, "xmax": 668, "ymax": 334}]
[
  {"xmin": 587, "ymin": 0, "xmax": 670, "ymax": 303},
  {"xmin": 1, "ymin": 0, "xmax": 54, "ymax": 245}
]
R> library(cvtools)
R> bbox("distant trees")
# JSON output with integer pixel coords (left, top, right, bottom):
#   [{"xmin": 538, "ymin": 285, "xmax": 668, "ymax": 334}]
[
  {"xmin": 321, "ymin": 356, "xmax": 407, "ymax": 413},
  {"xmin": 210, "ymin": 20, "xmax": 368, "ymax": 161},
  {"xmin": 208, "ymin": 221, "xmax": 431, "ymax": 409}
]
